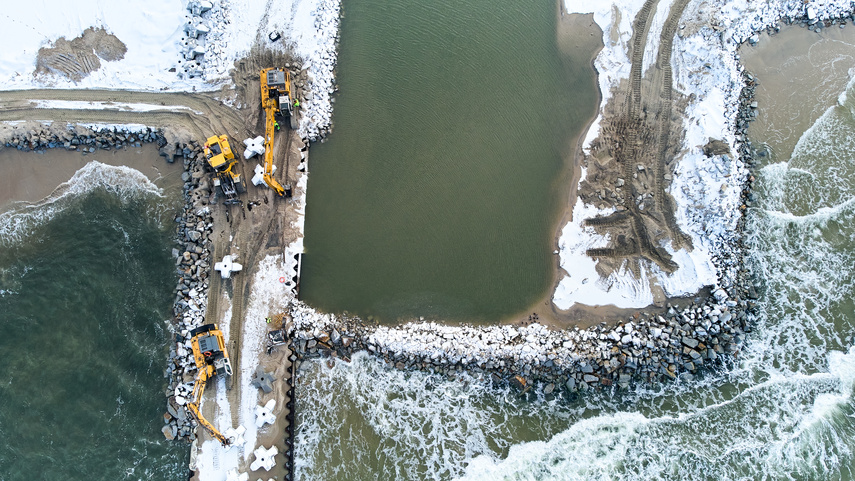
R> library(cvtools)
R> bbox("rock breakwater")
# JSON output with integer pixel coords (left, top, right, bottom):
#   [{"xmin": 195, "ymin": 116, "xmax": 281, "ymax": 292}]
[{"xmin": 277, "ymin": 4, "xmax": 855, "ymax": 395}]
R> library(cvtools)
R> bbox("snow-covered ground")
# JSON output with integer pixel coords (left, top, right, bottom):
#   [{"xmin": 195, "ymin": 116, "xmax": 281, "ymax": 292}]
[
  {"xmin": 1, "ymin": 0, "xmax": 339, "ymax": 139},
  {"xmin": 555, "ymin": 0, "xmax": 855, "ymax": 310},
  {"xmin": 30, "ymin": 100, "xmax": 205, "ymax": 115}
]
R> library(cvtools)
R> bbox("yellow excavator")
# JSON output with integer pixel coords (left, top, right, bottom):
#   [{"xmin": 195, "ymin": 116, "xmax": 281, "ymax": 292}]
[
  {"xmin": 204, "ymin": 135, "xmax": 243, "ymax": 205},
  {"xmin": 187, "ymin": 323, "xmax": 233, "ymax": 446},
  {"xmin": 259, "ymin": 67, "xmax": 295, "ymax": 198}
]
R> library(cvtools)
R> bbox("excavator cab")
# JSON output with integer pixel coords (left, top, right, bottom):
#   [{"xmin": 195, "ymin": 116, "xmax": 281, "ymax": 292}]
[
  {"xmin": 204, "ymin": 135, "xmax": 243, "ymax": 205},
  {"xmin": 263, "ymin": 68, "xmax": 293, "ymax": 119}
]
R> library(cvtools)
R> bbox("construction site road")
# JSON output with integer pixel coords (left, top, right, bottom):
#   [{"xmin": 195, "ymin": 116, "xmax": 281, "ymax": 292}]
[
  {"xmin": 0, "ymin": 89, "xmax": 252, "ymax": 143},
  {"xmin": 574, "ymin": 0, "xmax": 692, "ymax": 295}
]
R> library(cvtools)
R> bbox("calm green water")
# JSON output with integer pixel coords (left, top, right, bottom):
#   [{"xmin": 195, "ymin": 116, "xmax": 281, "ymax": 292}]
[
  {"xmin": 0, "ymin": 160, "xmax": 187, "ymax": 480},
  {"xmin": 301, "ymin": 0, "xmax": 598, "ymax": 323}
]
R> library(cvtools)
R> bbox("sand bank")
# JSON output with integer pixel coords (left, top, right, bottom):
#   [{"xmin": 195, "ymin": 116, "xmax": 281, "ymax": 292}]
[{"xmin": 0, "ymin": 144, "xmax": 183, "ymax": 210}]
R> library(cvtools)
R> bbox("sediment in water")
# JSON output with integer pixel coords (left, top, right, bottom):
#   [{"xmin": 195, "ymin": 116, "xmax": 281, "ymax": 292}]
[{"xmin": 2, "ymin": 124, "xmax": 217, "ymax": 442}]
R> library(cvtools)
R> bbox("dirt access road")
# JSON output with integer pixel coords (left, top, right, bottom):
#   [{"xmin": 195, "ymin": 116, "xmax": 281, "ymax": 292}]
[
  {"xmin": 0, "ymin": 88, "xmax": 251, "ymax": 142},
  {"xmin": 572, "ymin": 0, "xmax": 696, "ymax": 304}
]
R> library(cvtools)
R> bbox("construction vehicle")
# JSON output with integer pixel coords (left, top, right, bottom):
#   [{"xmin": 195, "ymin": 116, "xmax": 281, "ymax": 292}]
[
  {"xmin": 187, "ymin": 323, "xmax": 234, "ymax": 446},
  {"xmin": 204, "ymin": 135, "xmax": 243, "ymax": 205},
  {"xmin": 259, "ymin": 67, "xmax": 296, "ymax": 197}
]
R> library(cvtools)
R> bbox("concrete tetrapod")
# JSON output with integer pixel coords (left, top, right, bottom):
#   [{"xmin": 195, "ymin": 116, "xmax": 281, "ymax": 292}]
[
  {"xmin": 255, "ymin": 399, "xmax": 276, "ymax": 428},
  {"xmin": 250, "ymin": 445, "xmax": 279, "ymax": 472}
]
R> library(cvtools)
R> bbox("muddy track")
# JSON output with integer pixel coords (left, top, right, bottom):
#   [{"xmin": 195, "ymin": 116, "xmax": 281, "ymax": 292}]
[
  {"xmin": 613, "ymin": 0, "xmax": 667, "ymax": 270},
  {"xmin": 0, "ymin": 89, "xmax": 252, "ymax": 141},
  {"xmin": 654, "ymin": 0, "xmax": 693, "ymax": 249},
  {"xmin": 580, "ymin": 0, "xmax": 690, "ymax": 276},
  {"xmin": 221, "ymin": 126, "xmax": 292, "ymax": 427},
  {"xmin": 627, "ymin": 0, "xmax": 659, "ymax": 116}
]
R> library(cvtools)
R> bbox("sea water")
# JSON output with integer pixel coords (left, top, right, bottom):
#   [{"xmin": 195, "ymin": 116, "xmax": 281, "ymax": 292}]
[
  {"xmin": 0, "ymin": 159, "xmax": 187, "ymax": 480},
  {"xmin": 293, "ymin": 30, "xmax": 855, "ymax": 481}
]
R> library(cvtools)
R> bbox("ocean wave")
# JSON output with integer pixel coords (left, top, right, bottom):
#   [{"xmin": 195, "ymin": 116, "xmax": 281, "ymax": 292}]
[
  {"xmin": 0, "ymin": 161, "xmax": 164, "ymax": 247},
  {"xmin": 455, "ymin": 348, "xmax": 855, "ymax": 481}
]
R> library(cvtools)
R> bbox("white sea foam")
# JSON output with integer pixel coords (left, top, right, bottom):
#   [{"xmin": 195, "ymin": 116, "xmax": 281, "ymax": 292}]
[
  {"xmin": 294, "ymin": 351, "xmax": 582, "ymax": 481},
  {"xmin": 0, "ymin": 161, "xmax": 163, "ymax": 246},
  {"xmin": 293, "ymin": 344, "xmax": 855, "ymax": 481}
]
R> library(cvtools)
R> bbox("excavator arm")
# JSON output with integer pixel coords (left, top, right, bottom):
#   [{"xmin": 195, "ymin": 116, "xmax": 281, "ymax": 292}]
[
  {"xmin": 260, "ymin": 68, "xmax": 287, "ymax": 197},
  {"xmin": 187, "ymin": 367, "xmax": 232, "ymax": 446}
]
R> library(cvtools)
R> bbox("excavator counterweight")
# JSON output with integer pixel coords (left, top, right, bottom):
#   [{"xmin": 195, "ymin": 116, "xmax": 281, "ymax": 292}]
[{"xmin": 187, "ymin": 323, "xmax": 233, "ymax": 446}]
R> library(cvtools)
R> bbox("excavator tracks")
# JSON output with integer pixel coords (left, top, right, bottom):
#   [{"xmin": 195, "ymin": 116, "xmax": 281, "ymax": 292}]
[{"xmin": 578, "ymin": 0, "xmax": 691, "ymax": 277}]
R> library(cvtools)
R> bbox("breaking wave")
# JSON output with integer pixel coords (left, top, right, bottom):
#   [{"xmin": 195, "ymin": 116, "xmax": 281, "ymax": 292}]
[{"xmin": 0, "ymin": 161, "xmax": 164, "ymax": 247}]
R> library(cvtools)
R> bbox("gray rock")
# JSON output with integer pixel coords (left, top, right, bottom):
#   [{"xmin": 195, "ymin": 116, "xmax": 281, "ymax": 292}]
[
  {"xmin": 583, "ymin": 374, "xmax": 598, "ymax": 383},
  {"xmin": 543, "ymin": 383, "xmax": 555, "ymax": 395},
  {"xmin": 682, "ymin": 336, "xmax": 699, "ymax": 348}
]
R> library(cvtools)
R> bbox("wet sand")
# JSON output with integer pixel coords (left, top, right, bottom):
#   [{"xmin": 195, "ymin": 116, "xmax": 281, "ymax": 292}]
[
  {"xmin": 0, "ymin": 143, "xmax": 184, "ymax": 209},
  {"xmin": 510, "ymin": 2, "xmax": 605, "ymax": 330},
  {"xmin": 739, "ymin": 24, "xmax": 855, "ymax": 160}
]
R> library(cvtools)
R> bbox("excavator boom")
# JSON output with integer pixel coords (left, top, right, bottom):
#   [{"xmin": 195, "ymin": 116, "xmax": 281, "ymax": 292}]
[
  {"xmin": 259, "ymin": 67, "xmax": 291, "ymax": 197},
  {"xmin": 187, "ymin": 368, "xmax": 231, "ymax": 446}
]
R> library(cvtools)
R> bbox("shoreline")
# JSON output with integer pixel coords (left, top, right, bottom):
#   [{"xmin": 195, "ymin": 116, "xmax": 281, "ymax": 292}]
[{"xmin": 276, "ymin": 4, "xmax": 855, "ymax": 395}]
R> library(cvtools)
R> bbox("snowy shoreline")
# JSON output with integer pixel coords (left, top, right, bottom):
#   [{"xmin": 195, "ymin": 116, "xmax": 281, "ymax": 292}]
[
  {"xmin": 0, "ymin": 0, "xmax": 340, "ymax": 141},
  {"xmin": 553, "ymin": 0, "xmax": 855, "ymax": 309}
]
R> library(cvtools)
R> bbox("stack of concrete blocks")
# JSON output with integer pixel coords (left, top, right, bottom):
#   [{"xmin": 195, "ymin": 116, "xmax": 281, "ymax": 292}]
[{"xmin": 181, "ymin": 1, "xmax": 214, "ymax": 77}]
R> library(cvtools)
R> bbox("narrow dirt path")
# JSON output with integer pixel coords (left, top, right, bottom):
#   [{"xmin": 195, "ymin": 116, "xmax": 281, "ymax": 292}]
[{"xmin": 0, "ymin": 89, "xmax": 251, "ymax": 141}]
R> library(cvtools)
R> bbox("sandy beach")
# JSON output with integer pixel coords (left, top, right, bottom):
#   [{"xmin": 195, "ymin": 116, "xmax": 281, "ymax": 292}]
[
  {"xmin": 0, "ymin": 143, "xmax": 183, "ymax": 210},
  {"xmin": 502, "ymin": 4, "xmax": 605, "ymax": 330},
  {"xmin": 739, "ymin": 24, "xmax": 855, "ymax": 160}
]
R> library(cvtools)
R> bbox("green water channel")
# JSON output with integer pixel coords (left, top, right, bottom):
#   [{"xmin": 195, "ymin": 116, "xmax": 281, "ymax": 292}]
[{"xmin": 301, "ymin": 0, "xmax": 599, "ymax": 323}]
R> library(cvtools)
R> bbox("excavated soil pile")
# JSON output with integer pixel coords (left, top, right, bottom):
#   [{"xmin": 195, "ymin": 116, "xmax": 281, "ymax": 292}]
[{"xmin": 35, "ymin": 27, "xmax": 127, "ymax": 82}]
